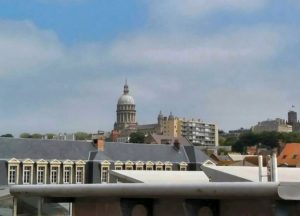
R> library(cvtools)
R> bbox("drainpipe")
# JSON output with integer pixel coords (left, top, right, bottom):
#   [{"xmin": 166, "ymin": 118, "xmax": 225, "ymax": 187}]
[
  {"xmin": 271, "ymin": 153, "xmax": 278, "ymax": 182},
  {"xmin": 258, "ymin": 155, "xmax": 263, "ymax": 182}
]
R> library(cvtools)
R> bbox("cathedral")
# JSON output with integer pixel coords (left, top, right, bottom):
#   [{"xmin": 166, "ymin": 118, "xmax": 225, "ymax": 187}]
[
  {"xmin": 114, "ymin": 81, "xmax": 137, "ymax": 131},
  {"xmin": 113, "ymin": 81, "xmax": 162, "ymax": 138}
]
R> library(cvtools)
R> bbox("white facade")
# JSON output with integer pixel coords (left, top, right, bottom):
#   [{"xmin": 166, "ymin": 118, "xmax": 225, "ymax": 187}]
[{"xmin": 181, "ymin": 119, "xmax": 218, "ymax": 146}]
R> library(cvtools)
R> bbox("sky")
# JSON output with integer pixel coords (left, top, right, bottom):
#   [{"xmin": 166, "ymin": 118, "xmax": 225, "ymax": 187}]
[{"xmin": 1, "ymin": 0, "xmax": 300, "ymax": 136}]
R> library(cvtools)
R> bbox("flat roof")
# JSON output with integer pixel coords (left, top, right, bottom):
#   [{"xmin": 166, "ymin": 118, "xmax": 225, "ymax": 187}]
[
  {"xmin": 202, "ymin": 166, "xmax": 300, "ymax": 182},
  {"xmin": 109, "ymin": 171, "xmax": 209, "ymax": 184}
]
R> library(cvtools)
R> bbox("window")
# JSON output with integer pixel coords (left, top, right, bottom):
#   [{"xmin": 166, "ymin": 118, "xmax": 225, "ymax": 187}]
[
  {"xmin": 51, "ymin": 167, "xmax": 59, "ymax": 184},
  {"xmin": 115, "ymin": 166, "xmax": 122, "ymax": 170},
  {"xmin": 164, "ymin": 161, "xmax": 173, "ymax": 171},
  {"xmin": 146, "ymin": 161, "xmax": 154, "ymax": 170},
  {"xmin": 125, "ymin": 161, "xmax": 134, "ymax": 170},
  {"xmin": 9, "ymin": 166, "xmax": 17, "ymax": 184},
  {"xmin": 23, "ymin": 166, "xmax": 32, "ymax": 184},
  {"xmin": 179, "ymin": 162, "xmax": 188, "ymax": 171},
  {"xmin": 292, "ymin": 154, "xmax": 298, "ymax": 159},
  {"xmin": 114, "ymin": 161, "xmax": 123, "ymax": 170},
  {"xmin": 76, "ymin": 167, "xmax": 84, "ymax": 184},
  {"xmin": 8, "ymin": 158, "xmax": 20, "ymax": 184},
  {"xmin": 282, "ymin": 155, "xmax": 287, "ymax": 159},
  {"xmin": 135, "ymin": 161, "xmax": 144, "ymax": 171},
  {"xmin": 64, "ymin": 166, "xmax": 72, "ymax": 184},
  {"xmin": 75, "ymin": 160, "xmax": 86, "ymax": 184},
  {"xmin": 101, "ymin": 166, "xmax": 109, "ymax": 183},
  {"xmin": 155, "ymin": 161, "xmax": 164, "ymax": 171},
  {"xmin": 101, "ymin": 160, "xmax": 111, "ymax": 183},
  {"xmin": 37, "ymin": 166, "xmax": 45, "ymax": 184},
  {"xmin": 36, "ymin": 159, "xmax": 48, "ymax": 184}
]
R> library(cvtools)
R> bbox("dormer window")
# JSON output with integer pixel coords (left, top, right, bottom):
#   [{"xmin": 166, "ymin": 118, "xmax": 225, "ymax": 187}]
[
  {"xmin": 22, "ymin": 159, "xmax": 34, "ymax": 185},
  {"xmin": 8, "ymin": 158, "xmax": 20, "ymax": 185}
]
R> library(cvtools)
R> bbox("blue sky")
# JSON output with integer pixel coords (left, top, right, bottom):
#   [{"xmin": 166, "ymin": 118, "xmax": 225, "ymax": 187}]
[{"xmin": 1, "ymin": 0, "xmax": 300, "ymax": 135}]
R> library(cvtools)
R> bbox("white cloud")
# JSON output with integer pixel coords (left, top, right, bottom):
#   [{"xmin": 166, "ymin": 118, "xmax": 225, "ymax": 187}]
[
  {"xmin": 0, "ymin": 20, "xmax": 65, "ymax": 76},
  {"xmin": 109, "ymin": 26, "xmax": 281, "ymax": 71},
  {"xmin": 150, "ymin": 0, "xmax": 270, "ymax": 22}
]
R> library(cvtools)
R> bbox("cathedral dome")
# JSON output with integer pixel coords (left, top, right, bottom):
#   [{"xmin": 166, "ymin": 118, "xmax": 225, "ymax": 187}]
[
  {"xmin": 117, "ymin": 80, "xmax": 135, "ymax": 105},
  {"xmin": 118, "ymin": 94, "xmax": 135, "ymax": 105}
]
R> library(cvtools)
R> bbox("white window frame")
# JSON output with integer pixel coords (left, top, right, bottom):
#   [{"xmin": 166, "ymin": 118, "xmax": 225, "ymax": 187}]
[
  {"xmin": 164, "ymin": 161, "xmax": 173, "ymax": 171},
  {"xmin": 125, "ymin": 160, "xmax": 134, "ymax": 170},
  {"xmin": 75, "ymin": 160, "xmax": 86, "ymax": 184},
  {"xmin": 8, "ymin": 158, "xmax": 20, "ymax": 185},
  {"xmin": 179, "ymin": 162, "xmax": 188, "ymax": 171},
  {"xmin": 22, "ymin": 159, "xmax": 34, "ymax": 185},
  {"xmin": 155, "ymin": 161, "xmax": 164, "ymax": 171},
  {"xmin": 114, "ymin": 161, "xmax": 123, "ymax": 170},
  {"xmin": 36, "ymin": 159, "xmax": 48, "ymax": 184},
  {"xmin": 135, "ymin": 161, "xmax": 144, "ymax": 170},
  {"xmin": 101, "ymin": 160, "xmax": 111, "ymax": 183},
  {"xmin": 145, "ymin": 161, "xmax": 154, "ymax": 170},
  {"xmin": 63, "ymin": 160, "xmax": 74, "ymax": 184},
  {"xmin": 50, "ymin": 159, "xmax": 61, "ymax": 184}
]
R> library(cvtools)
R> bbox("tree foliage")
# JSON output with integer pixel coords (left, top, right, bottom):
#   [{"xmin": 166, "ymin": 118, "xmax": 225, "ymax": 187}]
[
  {"xmin": 20, "ymin": 133, "xmax": 32, "ymax": 138},
  {"xmin": 31, "ymin": 133, "xmax": 43, "ymax": 139},
  {"xmin": 231, "ymin": 131, "xmax": 300, "ymax": 153},
  {"xmin": 129, "ymin": 132, "xmax": 145, "ymax": 143},
  {"xmin": 75, "ymin": 132, "xmax": 92, "ymax": 140},
  {"xmin": 0, "ymin": 134, "xmax": 13, "ymax": 138}
]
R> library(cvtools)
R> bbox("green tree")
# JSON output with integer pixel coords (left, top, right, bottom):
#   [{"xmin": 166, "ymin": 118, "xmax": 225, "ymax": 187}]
[
  {"xmin": 20, "ymin": 133, "xmax": 32, "ymax": 138},
  {"xmin": 31, "ymin": 133, "xmax": 43, "ymax": 139},
  {"xmin": 46, "ymin": 133, "xmax": 55, "ymax": 139},
  {"xmin": 0, "ymin": 134, "xmax": 13, "ymax": 138},
  {"xmin": 129, "ymin": 132, "xmax": 145, "ymax": 143},
  {"xmin": 75, "ymin": 132, "xmax": 92, "ymax": 140}
]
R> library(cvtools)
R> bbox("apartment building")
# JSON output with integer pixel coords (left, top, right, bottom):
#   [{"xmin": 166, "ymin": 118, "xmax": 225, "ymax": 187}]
[{"xmin": 159, "ymin": 113, "xmax": 218, "ymax": 146}]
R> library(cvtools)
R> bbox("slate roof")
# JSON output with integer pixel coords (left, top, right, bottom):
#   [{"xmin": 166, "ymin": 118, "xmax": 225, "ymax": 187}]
[
  {"xmin": 90, "ymin": 142, "xmax": 210, "ymax": 163},
  {"xmin": 0, "ymin": 137, "xmax": 96, "ymax": 160},
  {"xmin": 137, "ymin": 124, "xmax": 158, "ymax": 130},
  {"xmin": 149, "ymin": 134, "xmax": 192, "ymax": 146}
]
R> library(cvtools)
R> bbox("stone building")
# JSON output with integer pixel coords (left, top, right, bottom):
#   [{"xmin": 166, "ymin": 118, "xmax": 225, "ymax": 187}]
[
  {"xmin": 114, "ymin": 81, "xmax": 137, "ymax": 131},
  {"xmin": 287, "ymin": 110, "xmax": 300, "ymax": 132},
  {"xmin": 252, "ymin": 118, "xmax": 292, "ymax": 133},
  {"xmin": 0, "ymin": 137, "xmax": 211, "ymax": 186}
]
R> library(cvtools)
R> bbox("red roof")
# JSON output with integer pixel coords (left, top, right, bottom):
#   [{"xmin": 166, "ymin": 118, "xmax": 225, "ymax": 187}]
[{"xmin": 278, "ymin": 143, "xmax": 300, "ymax": 167}]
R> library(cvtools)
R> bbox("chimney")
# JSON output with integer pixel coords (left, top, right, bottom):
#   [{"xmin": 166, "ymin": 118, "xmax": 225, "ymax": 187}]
[
  {"xmin": 173, "ymin": 139, "xmax": 180, "ymax": 151},
  {"xmin": 93, "ymin": 135, "xmax": 105, "ymax": 151}
]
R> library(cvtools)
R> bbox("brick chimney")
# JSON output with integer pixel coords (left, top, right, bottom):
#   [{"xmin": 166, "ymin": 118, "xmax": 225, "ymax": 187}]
[{"xmin": 93, "ymin": 135, "xmax": 105, "ymax": 151}]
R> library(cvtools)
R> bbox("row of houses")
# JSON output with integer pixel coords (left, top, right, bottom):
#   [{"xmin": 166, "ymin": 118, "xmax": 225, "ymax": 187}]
[{"xmin": 0, "ymin": 136, "xmax": 211, "ymax": 186}]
